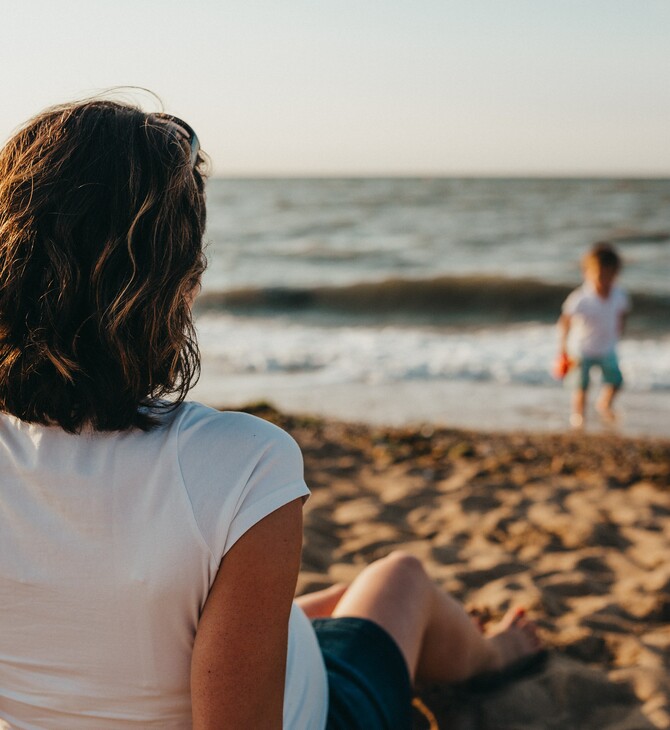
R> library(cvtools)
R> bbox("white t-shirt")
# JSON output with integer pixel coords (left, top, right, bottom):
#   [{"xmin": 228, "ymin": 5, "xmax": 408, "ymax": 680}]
[
  {"xmin": 0, "ymin": 402, "xmax": 328, "ymax": 730},
  {"xmin": 562, "ymin": 282, "xmax": 630, "ymax": 357}
]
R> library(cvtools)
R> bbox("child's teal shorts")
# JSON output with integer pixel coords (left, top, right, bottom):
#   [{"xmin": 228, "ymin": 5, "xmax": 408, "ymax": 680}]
[{"xmin": 576, "ymin": 351, "xmax": 623, "ymax": 390}]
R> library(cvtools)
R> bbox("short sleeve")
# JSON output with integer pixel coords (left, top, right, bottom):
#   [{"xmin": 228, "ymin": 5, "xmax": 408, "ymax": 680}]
[
  {"xmin": 223, "ymin": 426, "xmax": 307, "ymax": 554},
  {"xmin": 562, "ymin": 288, "xmax": 582, "ymax": 316},
  {"xmin": 175, "ymin": 403, "xmax": 309, "ymax": 566}
]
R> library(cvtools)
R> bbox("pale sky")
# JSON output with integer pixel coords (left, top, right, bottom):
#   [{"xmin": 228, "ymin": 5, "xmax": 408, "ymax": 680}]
[{"xmin": 1, "ymin": 0, "xmax": 669, "ymax": 176}]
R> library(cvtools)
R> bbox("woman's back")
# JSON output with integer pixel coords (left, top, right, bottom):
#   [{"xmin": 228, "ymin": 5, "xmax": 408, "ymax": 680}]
[{"xmin": 0, "ymin": 404, "xmax": 324, "ymax": 729}]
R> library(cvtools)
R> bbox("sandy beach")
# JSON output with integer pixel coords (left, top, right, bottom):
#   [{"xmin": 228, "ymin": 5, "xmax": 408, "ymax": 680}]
[{"xmin": 235, "ymin": 402, "xmax": 670, "ymax": 729}]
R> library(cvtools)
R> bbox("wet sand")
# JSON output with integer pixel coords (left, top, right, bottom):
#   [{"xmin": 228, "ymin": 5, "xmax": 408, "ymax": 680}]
[
  {"xmin": 192, "ymin": 372, "xmax": 670, "ymax": 440},
  {"xmin": 236, "ymin": 402, "xmax": 670, "ymax": 730}
]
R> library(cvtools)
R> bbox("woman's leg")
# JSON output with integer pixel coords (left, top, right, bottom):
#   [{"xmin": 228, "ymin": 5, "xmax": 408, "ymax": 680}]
[
  {"xmin": 330, "ymin": 551, "xmax": 541, "ymax": 684},
  {"xmin": 295, "ymin": 583, "xmax": 348, "ymax": 618}
]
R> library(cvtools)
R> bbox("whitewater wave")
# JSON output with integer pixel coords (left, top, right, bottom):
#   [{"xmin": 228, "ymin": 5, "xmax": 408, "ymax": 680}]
[{"xmin": 195, "ymin": 315, "xmax": 670, "ymax": 393}]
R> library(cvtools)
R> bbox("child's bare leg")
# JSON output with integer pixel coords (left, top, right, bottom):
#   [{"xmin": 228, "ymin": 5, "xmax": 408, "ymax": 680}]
[
  {"xmin": 596, "ymin": 384, "xmax": 618, "ymax": 421},
  {"xmin": 295, "ymin": 583, "xmax": 348, "ymax": 618},
  {"xmin": 571, "ymin": 388, "xmax": 586, "ymax": 428},
  {"xmin": 330, "ymin": 551, "xmax": 541, "ymax": 684}
]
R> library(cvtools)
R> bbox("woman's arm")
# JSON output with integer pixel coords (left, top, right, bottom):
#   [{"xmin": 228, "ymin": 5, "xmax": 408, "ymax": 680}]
[{"xmin": 190, "ymin": 498, "xmax": 304, "ymax": 730}]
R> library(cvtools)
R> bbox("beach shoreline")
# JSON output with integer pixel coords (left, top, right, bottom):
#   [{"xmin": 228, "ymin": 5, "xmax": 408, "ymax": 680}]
[
  {"xmin": 232, "ymin": 402, "xmax": 670, "ymax": 729},
  {"xmin": 192, "ymin": 370, "xmax": 670, "ymax": 440}
]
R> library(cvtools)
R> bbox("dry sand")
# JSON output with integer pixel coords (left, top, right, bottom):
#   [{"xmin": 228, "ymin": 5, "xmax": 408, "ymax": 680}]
[{"xmin": 238, "ymin": 402, "xmax": 670, "ymax": 730}]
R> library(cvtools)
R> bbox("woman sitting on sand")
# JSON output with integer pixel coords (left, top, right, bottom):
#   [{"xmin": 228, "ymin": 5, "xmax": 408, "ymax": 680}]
[{"xmin": 0, "ymin": 98, "xmax": 542, "ymax": 729}]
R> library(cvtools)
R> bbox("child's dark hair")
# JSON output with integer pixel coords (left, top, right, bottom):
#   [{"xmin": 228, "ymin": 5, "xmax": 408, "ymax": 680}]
[
  {"xmin": 583, "ymin": 242, "xmax": 622, "ymax": 272},
  {"xmin": 0, "ymin": 98, "xmax": 208, "ymax": 432}
]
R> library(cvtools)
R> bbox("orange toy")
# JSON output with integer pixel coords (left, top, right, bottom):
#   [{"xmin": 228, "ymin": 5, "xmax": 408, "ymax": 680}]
[{"xmin": 552, "ymin": 353, "xmax": 574, "ymax": 380}]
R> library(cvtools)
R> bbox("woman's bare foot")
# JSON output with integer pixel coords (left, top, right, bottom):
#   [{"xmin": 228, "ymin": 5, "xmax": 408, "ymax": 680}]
[
  {"xmin": 483, "ymin": 608, "xmax": 543, "ymax": 674},
  {"xmin": 467, "ymin": 605, "xmax": 491, "ymax": 632}
]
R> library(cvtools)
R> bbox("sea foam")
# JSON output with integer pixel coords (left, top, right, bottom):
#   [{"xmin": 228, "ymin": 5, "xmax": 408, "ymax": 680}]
[{"xmin": 196, "ymin": 314, "xmax": 670, "ymax": 393}]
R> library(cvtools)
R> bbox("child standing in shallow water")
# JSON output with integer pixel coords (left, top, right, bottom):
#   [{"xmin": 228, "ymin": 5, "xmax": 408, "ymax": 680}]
[{"xmin": 558, "ymin": 242, "xmax": 630, "ymax": 428}]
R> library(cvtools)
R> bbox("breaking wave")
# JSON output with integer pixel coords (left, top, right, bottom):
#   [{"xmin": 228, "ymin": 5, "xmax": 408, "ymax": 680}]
[{"xmin": 196, "ymin": 275, "xmax": 669, "ymax": 330}]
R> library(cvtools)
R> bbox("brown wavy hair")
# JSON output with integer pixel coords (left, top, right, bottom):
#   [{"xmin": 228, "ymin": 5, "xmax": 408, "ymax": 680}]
[{"xmin": 0, "ymin": 98, "xmax": 207, "ymax": 432}]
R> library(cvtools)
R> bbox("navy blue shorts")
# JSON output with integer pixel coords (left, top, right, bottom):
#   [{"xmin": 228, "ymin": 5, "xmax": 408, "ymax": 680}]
[{"xmin": 312, "ymin": 617, "xmax": 413, "ymax": 730}]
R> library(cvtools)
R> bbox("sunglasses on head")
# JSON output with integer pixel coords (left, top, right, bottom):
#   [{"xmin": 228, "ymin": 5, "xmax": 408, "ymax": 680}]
[{"xmin": 152, "ymin": 113, "xmax": 200, "ymax": 168}]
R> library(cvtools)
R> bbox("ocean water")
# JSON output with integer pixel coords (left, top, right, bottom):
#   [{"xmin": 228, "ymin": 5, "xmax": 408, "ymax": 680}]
[{"xmin": 192, "ymin": 178, "xmax": 670, "ymax": 434}]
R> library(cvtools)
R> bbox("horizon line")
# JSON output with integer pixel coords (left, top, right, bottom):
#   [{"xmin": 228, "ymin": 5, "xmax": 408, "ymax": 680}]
[{"xmin": 211, "ymin": 171, "xmax": 670, "ymax": 180}]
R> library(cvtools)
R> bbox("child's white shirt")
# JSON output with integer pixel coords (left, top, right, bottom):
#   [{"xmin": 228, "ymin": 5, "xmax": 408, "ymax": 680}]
[{"xmin": 562, "ymin": 282, "xmax": 630, "ymax": 357}]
